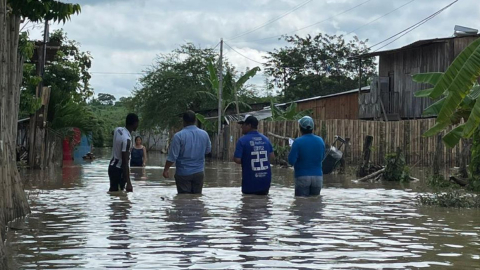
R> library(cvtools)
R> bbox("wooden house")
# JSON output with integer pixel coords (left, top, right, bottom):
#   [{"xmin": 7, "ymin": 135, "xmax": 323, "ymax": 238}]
[
  {"xmin": 356, "ymin": 33, "xmax": 480, "ymax": 120},
  {"xmin": 276, "ymin": 86, "xmax": 370, "ymax": 120}
]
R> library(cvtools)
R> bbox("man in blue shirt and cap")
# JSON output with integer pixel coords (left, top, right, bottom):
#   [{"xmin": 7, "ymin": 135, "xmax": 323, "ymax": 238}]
[
  {"xmin": 234, "ymin": 115, "xmax": 275, "ymax": 195},
  {"xmin": 288, "ymin": 116, "xmax": 325, "ymax": 196}
]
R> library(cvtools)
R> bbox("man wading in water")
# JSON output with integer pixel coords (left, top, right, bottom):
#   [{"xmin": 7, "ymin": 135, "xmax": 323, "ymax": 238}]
[
  {"xmin": 108, "ymin": 113, "xmax": 139, "ymax": 193},
  {"xmin": 234, "ymin": 115, "xmax": 275, "ymax": 195},
  {"xmin": 163, "ymin": 110, "xmax": 211, "ymax": 194}
]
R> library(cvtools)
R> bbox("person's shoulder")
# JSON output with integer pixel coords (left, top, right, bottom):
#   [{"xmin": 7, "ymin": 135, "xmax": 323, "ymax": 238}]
[
  {"xmin": 313, "ymin": 135, "xmax": 325, "ymax": 144},
  {"xmin": 259, "ymin": 133, "xmax": 271, "ymax": 142},
  {"xmin": 237, "ymin": 134, "xmax": 249, "ymax": 143},
  {"xmin": 198, "ymin": 128, "xmax": 209, "ymax": 136}
]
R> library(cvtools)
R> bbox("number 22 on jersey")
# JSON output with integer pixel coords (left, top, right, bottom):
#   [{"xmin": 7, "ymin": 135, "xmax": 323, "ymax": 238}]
[{"xmin": 251, "ymin": 151, "xmax": 268, "ymax": 171}]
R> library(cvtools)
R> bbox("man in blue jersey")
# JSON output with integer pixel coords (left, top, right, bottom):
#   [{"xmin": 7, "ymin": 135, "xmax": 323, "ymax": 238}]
[
  {"xmin": 234, "ymin": 115, "xmax": 275, "ymax": 195},
  {"xmin": 288, "ymin": 116, "xmax": 325, "ymax": 196}
]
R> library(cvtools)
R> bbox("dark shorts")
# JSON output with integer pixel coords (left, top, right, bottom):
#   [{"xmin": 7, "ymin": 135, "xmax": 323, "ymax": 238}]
[
  {"xmin": 295, "ymin": 176, "xmax": 323, "ymax": 196},
  {"xmin": 108, "ymin": 165, "xmax": 126, "ymax": 192},
  {"xmin": 174, "ymin": 172, "xmax": 204, "ymax": 194}
]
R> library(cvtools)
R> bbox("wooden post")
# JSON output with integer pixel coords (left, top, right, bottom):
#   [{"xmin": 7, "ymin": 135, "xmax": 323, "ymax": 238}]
[
  {"xmin": 216, "ymin": 38, "xmax": 224, "ymax": 159},
  {"xmin": 356, "ymin": 135, "xmax": 373, "ymax": 177},
  {"xmin": 459, "ymin": 139, "xmax": 471, "ymax": 178},
  {"xmin": 339, "ymin": 137, "xmax": 350, "ymax": 174},
  {"xmin": 433, "ymin": 133, "xmax": 443, "ymax": 177}
]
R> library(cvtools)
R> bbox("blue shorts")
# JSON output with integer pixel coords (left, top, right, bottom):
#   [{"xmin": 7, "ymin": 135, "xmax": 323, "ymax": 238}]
[{"xmin": 295, "ymin": 176, "xmax": 323, "ymax": 196}]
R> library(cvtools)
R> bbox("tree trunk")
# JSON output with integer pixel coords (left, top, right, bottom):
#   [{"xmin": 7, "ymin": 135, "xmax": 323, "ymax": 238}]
[
  {"xmin": 0, "ymin": 4, "xmax": 31, "ymax": 266},
  {"xmin": 433, "ymin": 133, "xmax": 443, "ymax": 177},
  {"xmin": 459, "ymin": 139, "xmax": 471, "ymax": 178}
]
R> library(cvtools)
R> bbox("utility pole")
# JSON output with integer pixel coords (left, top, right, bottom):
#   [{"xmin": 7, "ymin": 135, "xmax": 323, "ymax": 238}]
[
  {"xmin": 216, "ymin": 38, "xmax": 224, "ymax": 159},
  {"xmin": 29, "ymin": 19, "xmax": 49, "ymax": 168}
]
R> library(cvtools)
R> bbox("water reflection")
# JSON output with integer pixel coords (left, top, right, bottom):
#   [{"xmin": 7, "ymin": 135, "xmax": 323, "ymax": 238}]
[
  {"xmin": 106, "ymin": 194, "xmax": 135, "ymax": 268},
  {"xmin": 165, "ymin": 195, "xmax": 208, "ymax": 266},
  {"xmin": 237, "ymin": 195, "xmax": 272, "ymax": 254},
  {"xmin": 291, "ymin": 196, "xmax": 324, "ymax": 226},
  {"xmin": 5, "ymin": 149, "xmax": 480, "ymax": 269}
]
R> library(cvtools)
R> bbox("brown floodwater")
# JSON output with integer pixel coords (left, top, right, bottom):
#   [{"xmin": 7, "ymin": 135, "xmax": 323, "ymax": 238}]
[{"xmin": 5, "ymin": 149, "xmax": 480, "ymax": 269}]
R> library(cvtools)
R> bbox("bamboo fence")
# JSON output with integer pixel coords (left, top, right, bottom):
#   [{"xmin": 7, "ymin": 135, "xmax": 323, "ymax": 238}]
[{"xmin": 211, "ymin": 119, "xmax": 469, "ymax": 168}]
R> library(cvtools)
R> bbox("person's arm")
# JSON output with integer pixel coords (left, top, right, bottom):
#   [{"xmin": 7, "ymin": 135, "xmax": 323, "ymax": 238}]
[
  {"xmin": 163, "ymin": 135, "xmax": 180, "ymax": 178},
  {"xmin": 142, "ymin": 146, "xmax": 147, "ymax": 166},
  {"xmin": 122, "ymin": 139, "xmax": 133, "ymax": 192},
  {"xmin": 233, "ymin": 140, "xmax": 243, "ymax": 164},
  {"xmin": 288, "ymin": 140, "xmax": 298, "ymax": 166},
  {"xmin": 267, "ymin": 139, "xmax": 275, "ymax": 162}
]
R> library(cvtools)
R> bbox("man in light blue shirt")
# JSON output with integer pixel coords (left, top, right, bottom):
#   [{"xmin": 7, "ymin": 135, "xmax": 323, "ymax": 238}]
[{"xmin": 163, "ymin": 110, "xmax": 212, "ymax": 194}]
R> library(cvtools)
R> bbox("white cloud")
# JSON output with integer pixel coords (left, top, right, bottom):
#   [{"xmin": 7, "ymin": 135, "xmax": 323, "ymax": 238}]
[{"xmin": 25, "ymin": 0, "xmax": 479, "ymax": 98}]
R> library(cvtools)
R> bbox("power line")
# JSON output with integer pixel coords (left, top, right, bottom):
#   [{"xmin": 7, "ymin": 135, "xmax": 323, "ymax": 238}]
[
  {"xmin": 346, "ymin": 0, "xmax": 415, "ymax": 35},
  {"xmin": 90, "ymin": 72, "xmax": 145, "ymax": 75},
  {"xmin": 244, "ymin": 0, "xmax": 373, "ymax": 43},
  {"xmin": 368, "ymin": 0, "xmax": 459, "ymax": 51},
  {"xmin": 224, "ymin": 42, "xmax": 266, "ymax": 65},
  {"xmin": 227, "ymin": 0, "xmax": 314, "ymax": 41}
]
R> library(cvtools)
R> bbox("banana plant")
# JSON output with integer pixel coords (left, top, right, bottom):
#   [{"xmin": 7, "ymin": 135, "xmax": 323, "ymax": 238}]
[
  {"xmin": 197, "ymin": 62, "xmax": 260, "ymax": 116},
  {"xmin": 413, "ymin": 37, "xmax": 480, "ymax": 148},
  {"xmin": 195, "ymin": 113, "xmax": 217, "ymax": 135},
  {"xmin": 268, "ymin": 101, "xmax": 312, "ymax": 121}
]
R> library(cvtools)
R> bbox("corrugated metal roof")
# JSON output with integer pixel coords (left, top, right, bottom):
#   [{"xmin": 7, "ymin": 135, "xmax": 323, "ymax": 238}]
[
  {"xmin": 268, "ymin": 86, "xmax": 370, "ymax": 109},
  {"xmin": 353, "ymin": 34, "xmax": 480, "ymax": 59},
  {"xmin": 205, "ymin": 109, "xmax": 272, "ymax": 123}
]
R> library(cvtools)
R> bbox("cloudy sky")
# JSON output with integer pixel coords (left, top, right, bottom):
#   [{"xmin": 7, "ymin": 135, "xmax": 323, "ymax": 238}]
[{"xmin": 26, "ymin": 0, "xmax": 479, "ymax": 99}]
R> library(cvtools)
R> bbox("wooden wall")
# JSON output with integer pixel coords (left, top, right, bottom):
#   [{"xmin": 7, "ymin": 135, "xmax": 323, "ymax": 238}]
[
  {"xmin": 360, "ymin": 36, "xmax": 480, "ymax": 119},
  {"xmin": 296, "ymin": 92, "xmax": 360, "ymax": 120},
  {"xmin": 212, "ymin": 119, "xmax": 468, "ymax": 168}
]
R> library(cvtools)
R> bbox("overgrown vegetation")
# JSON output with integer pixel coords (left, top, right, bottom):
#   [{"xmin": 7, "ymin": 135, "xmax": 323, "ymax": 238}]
[
  {"xmin": 383, "ymin": 151, "xmax": 410, "ymax": 182},
  {"xmin": 273, "ymin": 144, "xmax": 290, "ymax": 165},
  {"xmin": 417, "ymin": 190, "xmax": 480, "ymax": 208}
]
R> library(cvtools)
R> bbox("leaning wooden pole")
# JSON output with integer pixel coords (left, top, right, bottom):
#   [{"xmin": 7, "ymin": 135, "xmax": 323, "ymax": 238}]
[{"xmin": 356, "ymin": 135, "xmax": 373, "ymax": 177}]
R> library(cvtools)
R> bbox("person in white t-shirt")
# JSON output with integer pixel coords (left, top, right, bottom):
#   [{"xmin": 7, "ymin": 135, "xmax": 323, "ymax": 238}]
[{"xmin": 108, "ymin": 113, "xmax": 139, "ymax": 192}]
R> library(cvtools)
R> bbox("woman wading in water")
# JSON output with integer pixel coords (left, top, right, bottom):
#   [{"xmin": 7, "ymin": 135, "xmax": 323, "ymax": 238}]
[{"xmin": 131, "ymin": 136, "xmax": 147, "ymax": 167}]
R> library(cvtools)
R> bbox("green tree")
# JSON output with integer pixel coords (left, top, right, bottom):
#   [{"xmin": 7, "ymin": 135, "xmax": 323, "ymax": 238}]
[
  {"xmin": 413, "ymin": 37, "xmax": 480, "ymax": 189},
  {"xmin": 264, "ymin": 34, "xmax": 376, "ymax": 102},
  {"xmin": 131, "ymin": 43, "xmax": 218, "ymax": 131},
  {"xmin": 1, "ymin": 1, "xmax": 81, "ymax": 267},
  {"xmin": 20, "ymin": 29, "xmax": 96, "ymax": 135},
  {"xmin": 98, "ymin": 93, "xmax": 116, "ymax": 105}
]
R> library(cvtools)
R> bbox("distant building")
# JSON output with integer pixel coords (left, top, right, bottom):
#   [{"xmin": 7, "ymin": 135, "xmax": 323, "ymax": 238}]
[
  {"xmin": 355, "ymin": 29, "xmax": 480, "ymax": 120},
  {"xmin": 275, "ymin": 87, "xmax": 370, "ymax": 120}
]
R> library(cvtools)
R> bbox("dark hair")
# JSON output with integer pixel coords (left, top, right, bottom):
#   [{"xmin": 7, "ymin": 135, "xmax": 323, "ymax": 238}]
[
  {"xmin": 300, "ymin": 127, "xmax": 313, "ymax": 134},
  {"xmin": 183, "ymin": 110, "xmax": 196, "ymax": 124},
  {"xmin": 135, "ymin": 136, "xmax": 142, "ymax": 142},
  {"xmin": 126, "ymin": 113, "xmax": 139, "ymax": 127},
  {"xmin": 244, "ymin": 116, "xmax": 259, "ymax": 129}
]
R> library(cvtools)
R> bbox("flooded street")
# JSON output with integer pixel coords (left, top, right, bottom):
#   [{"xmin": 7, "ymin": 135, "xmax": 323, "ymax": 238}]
[{"xmin": 5, "ymin": 150, "xmax": 480, "ymax": 269}]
